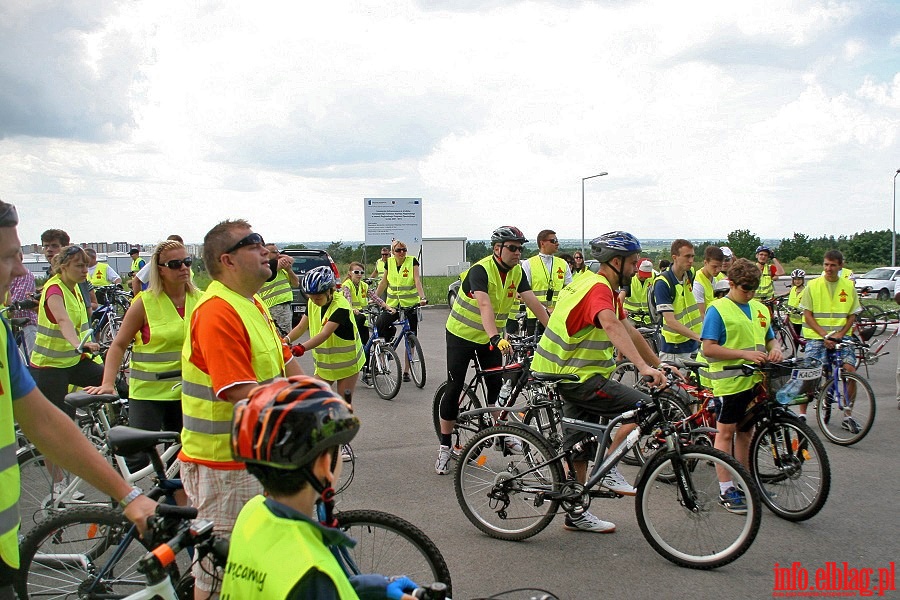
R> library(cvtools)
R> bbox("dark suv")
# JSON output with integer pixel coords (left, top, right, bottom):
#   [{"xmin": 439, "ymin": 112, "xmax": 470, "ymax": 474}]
[{"xmin": 283, "ymin": 249, "xmax": 340, "ymax": 325}]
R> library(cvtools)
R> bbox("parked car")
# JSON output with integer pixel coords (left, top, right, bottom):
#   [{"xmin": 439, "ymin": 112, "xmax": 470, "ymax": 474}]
[
  {"xmin": 283, "ymin": 249, "xmax": 340, "ymax": 325},
  {"xmin": 448, "ymin": 278, "xmax": 460, "ymax": 306},
  {"xmin": 854, "ymin": 267, "xmax": 900, "ymax": 300}
]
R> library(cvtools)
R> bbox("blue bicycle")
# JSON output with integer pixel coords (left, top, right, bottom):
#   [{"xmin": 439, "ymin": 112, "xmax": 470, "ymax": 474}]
[
  {"xmin": 361, "ymin": 306, "xmax": 402, "ymax": 400},
  {"xmin": 814, "ymin": 340, "xmax": 875, "ymax": 446},
  {"xmin": 392, "ymin": 306, "xmax": 426, "ymax": 388}
]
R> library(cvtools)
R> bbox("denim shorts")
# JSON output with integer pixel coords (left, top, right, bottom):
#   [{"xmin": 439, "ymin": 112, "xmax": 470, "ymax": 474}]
[{"xmin": 804, "ymin": 339, "xmax": 857, "ymax": 368}]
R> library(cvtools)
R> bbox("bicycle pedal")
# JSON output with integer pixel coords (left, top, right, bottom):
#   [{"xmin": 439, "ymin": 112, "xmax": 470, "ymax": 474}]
[{"xmin": 589, "ymin": 489, "xmax": 620, "ymax": 499}]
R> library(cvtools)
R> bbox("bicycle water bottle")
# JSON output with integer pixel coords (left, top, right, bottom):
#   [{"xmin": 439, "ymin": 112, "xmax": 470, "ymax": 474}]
[
  {"xmin": 497, "ymin": 379, "xmax": 513, "ymax": 406},
  {"xmin": 776, "ymin": 378, "xmax": 803, "ymax": 405}
]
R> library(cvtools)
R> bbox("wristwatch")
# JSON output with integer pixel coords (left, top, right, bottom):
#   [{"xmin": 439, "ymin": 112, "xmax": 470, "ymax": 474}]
[{"xmin": 119, "ymin": 487, "xmax": 143, "ymax": 509}]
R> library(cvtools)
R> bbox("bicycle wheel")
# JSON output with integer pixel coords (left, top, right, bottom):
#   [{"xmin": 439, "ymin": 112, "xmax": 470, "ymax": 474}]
[
  {"xmin": 520, "ymin": 384, "xmax": 563, "ymax": 450},
  {"xmin": 610, "ymin": 361, "xmax": 642, "ymax": 389},
  {"xmin": 636, "ymin": 445, "xmax": 761, "ymax": 569},
  {"xmin": 16, "ymin": 505, "xmax": 171, "ymax": 599},
  {"xmin": 432, "ymin": 381, "xmax": 489, "ymax": 453},
  {"xmin": 858, "ymin": 305, "xmax": 885, "ymax": 337},
  {"xmin": 774, "ymin": 325, "xmax": 797, "ymax": 360},
  {"xmin": 814, "ymin": 371, "xmax": 875, "ymax": 445},
  {"xmin": 624, "ymin": 391, "xmax": 692, "ymax": 470},
  {"xmin": 334, "ymin": 510, "xmax": 452, "ymax": 594},
  {"xmin": 371, "ymin": 343, "xmax": 401, "ymax": 400},
  {"xmin": 405, "ymin": 333, "xmax": 427, "ymax": 388},
  {"xmin": 750, "ymin": 415, "xmax": 830, "ymax": 521},
  {"xmin": 455, "ymin": 425, "xmax": 563, "ymax": 541}
]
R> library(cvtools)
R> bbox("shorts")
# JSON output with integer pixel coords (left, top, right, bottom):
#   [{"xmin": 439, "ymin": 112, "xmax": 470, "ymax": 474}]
[
  {"xmin": 559, "ymin": 373, "xmax": 649, "ymax": 461},
  {"xmin": 803, "ymin": 339, "xmax": 857, "ymax": 369},
  {"xmin": 268, "ymin": 302, "xmax": 293, "ymax": 337},
  {"xmin": 714, "ymin": 387, "xmax": 757, "ymax": 430},
  {"xmin": 180, "ymin": 462, "xmax": 262, "ymax": 593}
]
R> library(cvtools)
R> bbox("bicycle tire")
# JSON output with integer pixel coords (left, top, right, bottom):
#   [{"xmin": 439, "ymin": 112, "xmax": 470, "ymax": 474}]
[
  {"xmin": 406, "ymin": 333, "xmax": 427, "ymax": 388},
  {"xmin": 814, "ymin": 371, "xmax": 875, "ymax": 445},
  {"xmin": 16, "ymin": 505, "xmax": 175, "ymax": 599},
  {"xmin": 857, "ymin": 305, "xmax": 884, "ymax": 338},
  {"xmin": 432, "ymin": 381, "xmax": 489, "ymax": 452},
  {"xmin": 455, "ymin": 425, "xmax": 563, "ymax": 541},
  {"xmin": 774, "ymin": 325, "xmax": 797, "ymax": 360},
  {"xmin": 371, "ymin": 343, "xmax": 401, "ymax": 400},
  {"xmin": 749, "ymin": 415, "xmax": 830, "ymax": 521},
  {"xmin": 334, "ymin": 509, "xmax": 452, "ymax": 595},
  {"xmin": 624, "ymin": 391, "xmax": 692, "ymax": 470},
  {"xmin": 636, "ymin": 445, "xmax": 761, "ymax": 570}
]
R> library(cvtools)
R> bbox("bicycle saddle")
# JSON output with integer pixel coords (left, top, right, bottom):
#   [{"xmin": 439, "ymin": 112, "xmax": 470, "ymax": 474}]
[{"xmin": 107, "ymin": 425, "xmax": 181, "ymax": 456}]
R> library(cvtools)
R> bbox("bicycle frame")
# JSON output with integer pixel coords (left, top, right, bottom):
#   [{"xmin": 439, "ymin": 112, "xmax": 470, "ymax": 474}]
[{"xmin": 391, "ymin": 307, "xmax": 418, "ymax": 356}]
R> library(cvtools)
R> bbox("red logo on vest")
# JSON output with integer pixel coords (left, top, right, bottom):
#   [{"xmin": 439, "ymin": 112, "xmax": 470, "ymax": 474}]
[
  {"xmin": 556, "ymin": 266, "xmax": 564, "ymax": 279},
  {"xmin": 838, "ymin": 290, "xmax": 847, "ymax": 303},
  {"xmin": 402, "ymin": 267, "xmax": 410, "ymax": 278},
  {"xmin": 508, "ymin": 282, "xmax": 516, "ymax": 298}
]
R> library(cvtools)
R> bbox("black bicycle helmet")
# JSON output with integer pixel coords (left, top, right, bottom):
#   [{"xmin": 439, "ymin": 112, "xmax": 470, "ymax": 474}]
[
  {"xmin": 301, "ymin": 265, "xmax": 336, "ymax": 295},
  {"xmin": 231, "ymin": 376, "xmax": 360, "ymax": 470},
  {"xmin": 490, "ymin": 226, "xmax": 528, "ymax": 245},
  {"xmin": 590, "ymin": 231, "xmax": 642, "ymax": 263}
]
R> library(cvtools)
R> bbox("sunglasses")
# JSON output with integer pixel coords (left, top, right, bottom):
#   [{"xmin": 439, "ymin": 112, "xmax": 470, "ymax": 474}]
[
  {"xmin": 394, "ymin": 248, "xmax": 408, "ymax": 253},
  {"xmin": 62, "ymin": 246, "xmax": 83, "ymax": 258},
  {"xmin": 162, "ymin": 257, "xmax": 193, "ymax": 269},
  {"xmin": 381, "ymin": 253, "xmax": 389, "ymax": 257},
  {"xmin": 574, "ymin": 256, "xmax": 583, "ymax": 261},
  {"xmin": 225, "ymin": 232, "xmax": 265, "ymax": 254},
  {"xmin": 738, "ymin": 284, "xmax": 758, "ymax": 292},
  {"xmin": 547, "ymin": 238, "xmax": 559, "ymax": 244},
  {"xmin": 503, "ymin": 244, "xmax": 524, "ymax": 253},
  {"xmin": 0, "ymin": 204, "xmax": 18, "ymax": 228},
  {"xmin": 350, "ymin": 270, "xmax": 364, "ymax": 275}
]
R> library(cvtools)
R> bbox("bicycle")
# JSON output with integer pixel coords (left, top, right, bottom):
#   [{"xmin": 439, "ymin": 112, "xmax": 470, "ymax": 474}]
[
  {"xmin": 360, "ymin": 305, "xmax": 403, "ymax": 400},
  {"xmin": 0, "ymin": 297, "xmax": 37, "ymax": 363},
  {"xmin": 812, "ymin": 339, "xmax": 876, "ymax": 445},
  {"xmin": 90, "ymin": 284, "xmax": 132, "ymax": 347},
  {"xmin": 392, "ymin": 306, "xmax": 427, "ymax": 388},
  {"xmin": 454, "ymin": 372, "xmax": 762, "ymax": 569}
]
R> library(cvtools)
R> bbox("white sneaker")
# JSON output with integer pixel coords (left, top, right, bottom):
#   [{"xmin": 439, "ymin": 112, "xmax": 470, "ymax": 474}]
[
  {"xmin": 564, "ymin": 511, "xmax": 616, "ymax": 533},
  {"xmin": 53, "ymin": 481, "xmax": 85, "ymax": 501},
  {"xmin": 498, "ymin": 436, "xmax": 524, "ymax": 454},
  {"xmin": 340, "ymin": 445, "xmax": 353, "ymax": 463},
  {"xmin": 601, "ymin": 467, "xmax": 637, "ymax": 496},
  {"xmin": 435, "ymin": 445, "xmax": 452, "ymax": 475}
]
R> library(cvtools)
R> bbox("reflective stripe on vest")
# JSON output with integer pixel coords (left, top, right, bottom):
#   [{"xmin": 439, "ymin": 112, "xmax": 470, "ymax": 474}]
[
  {"xmin": 0, "ymin": 322, "xmax": 21, "ymax": 569},
  {"xmin": 623, "ymin": 274, "xmax": 652, "ymax": 325},
  {"xmin": 258, "ymin": 269, "xmax": 293, "ymax": 308},
  {"xmin": 530, "ymin": 272, "xmax": 617, "ymax": 382},
  {"xmin": 129, "ymin": 290, "xmax": 199, "ymax": 401},
  {"xmin": 757, "ymin": 268, "xmax": 775, "ymax": 300},
  {"xmin": 788, "ymin": 286, "xmax": 804, "ymax": 325},
  {"xmin": 343, "ymin": 280, "xmax": 368, "ymax": 310},
  {"xmin": 181, "ymin": 281, "xmax": 285, "ymax": 464},
  {"xmin": 801, "ymin": 277, "xmax": 857, "ymax": 341},
  {"xmin": 220, "ymin": 496, "xmax": 360, "ymax": 600},
  {"xmin": 385, "ymin": 256, "xmax": 417, "ymax": 307},
  {"xmin": 706, "ymin": 298, "xmax": 768, "ymax": 396},
  {"xmin": 308, "ymin": 293, "xmax": 364, "ymax": 381},
  {"xmin": 525, "ymin": 255, "xmax": 566, "ymax": 319},
  {"xmin": 657, "ymin": 273, "xmax": 702, "ymax": 345},
  {"xmin": 31, "ymin": 275, "xmax": 89, "ymax": 368},
  {"xmin": 446, "ymin": 255, "xmax": 521, "ymax": 345}
]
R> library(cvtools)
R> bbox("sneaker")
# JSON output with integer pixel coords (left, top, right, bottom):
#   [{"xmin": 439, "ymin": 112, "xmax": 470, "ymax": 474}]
[
  {"xmin": 402, "ymin": 372, "xmax": 411, "ymax": 383},
  {"xmin": 53, "ymin": 481, "xmax": 85, "ymax": 501},
  {"xmin": 340, "ymin": 445, "xmax": 353, "ymax": 463},
  {"xmin": 563, "ymin": 511, "xmax": 616, "ymax": 533},
  {"xmin": 718, "ymin": 486, "xmax": 747, "ymax": 514},
  {"xmin": 600, "ymin": 467, "xmax": 637, "ymax": 496},
  {"xmin": 496, "ymin": 436, "xmax": 524, "ymax": 454},
  {"xmin": 361, "ymin": 371, "xmax": 374, "ymax": 388},
  {"xmin": 797, "ymin": 413, "xmax": 807, "ymax": 422},
  {"xmin": 435, "ymin": 445, "xmax": 452, "ymax": 475},
  {"xmin": 841, "ymin": 416, "xmax": 861, "ymax": 434}
]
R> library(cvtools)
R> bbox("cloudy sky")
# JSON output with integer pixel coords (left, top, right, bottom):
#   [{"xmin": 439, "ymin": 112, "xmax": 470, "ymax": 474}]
[{"xmin": 2, "ymin": 0, "xmax": 899, "ymax": 247}]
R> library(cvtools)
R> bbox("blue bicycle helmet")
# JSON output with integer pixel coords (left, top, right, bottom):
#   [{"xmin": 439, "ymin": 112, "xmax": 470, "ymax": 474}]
[
  {"xmin": 756, "ymin": 245, "xmax": 772, "ymax": 255},
  {"xmin": 590, "ymin": 231, "xmax": 642, "ymax": 263},
  {"xmin": 301, "ymin": 265, "xmax": 336, "ymax": 294},
  {"xmin": 490, "ymin": 226, "xmax": 528, "ymax": 245}
]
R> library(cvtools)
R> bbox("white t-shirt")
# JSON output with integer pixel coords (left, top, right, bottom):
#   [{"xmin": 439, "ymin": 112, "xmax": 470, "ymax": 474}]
[{"xmin": 135, "ymin": 261, "xmax": 152, "ymax": 283}]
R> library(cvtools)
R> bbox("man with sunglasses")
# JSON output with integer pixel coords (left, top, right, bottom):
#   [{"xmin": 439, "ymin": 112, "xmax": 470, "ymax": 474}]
[
  {"xmin": 521, "ymin": 229, "xmax": 571, "ymax": 336},
  {"xmin": 369, "ymin": 246, "xmax": 391, "ymax": 284},
  {"xmin": 701, "ymin": 258, "xmax": 782, "ymax": 513},
  {"xmin": 437, "ymin": 226, "xmax": 550, "ymax": 474},
  {"xmin": 258, "ymin": 243, "xmax": 299, "ymax": 336},
  {"xmin": 0, "ymin": 201, "xmax": 156, "ymax": 599},
  {"xmin": 180, "ymin": 220, "xmax": 303, "ymax": 599}
]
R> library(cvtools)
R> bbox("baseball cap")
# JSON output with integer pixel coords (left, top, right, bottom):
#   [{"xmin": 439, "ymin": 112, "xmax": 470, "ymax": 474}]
[
  {"xmin": 638, "ymin": 259, "xmax": 653, "ymax": 278},
  {"xmin": 720, "ymin": 246, "xmax": 734, "ymax": 259},
  {"xmin": 128, "ymin": 247, "xmax": 140, "ymax": 255}
]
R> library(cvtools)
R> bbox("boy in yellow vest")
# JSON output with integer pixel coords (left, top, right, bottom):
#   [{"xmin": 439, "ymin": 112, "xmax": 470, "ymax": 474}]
[
  {"xmin": 700, "ymin": 258, "xmax": 782, "ymax": 514},
  {"xmin": 223, "ymin": 376, "xmax": 419, "ymax": 599}
]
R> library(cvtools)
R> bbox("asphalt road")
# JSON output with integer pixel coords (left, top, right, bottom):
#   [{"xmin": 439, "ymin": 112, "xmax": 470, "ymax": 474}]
[{"xmin": 294, "ymin": 307, "xmax": 900, "ymax": 600}]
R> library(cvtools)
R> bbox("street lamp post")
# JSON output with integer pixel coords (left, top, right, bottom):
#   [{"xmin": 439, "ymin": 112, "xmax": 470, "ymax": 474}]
[
  {"xmin": 582, "ymin": 171, "xmax": 608, "ymax": 256},
  {"xmin": 893, "ymin": 169, "xmax": 900, "ymax": 267}
]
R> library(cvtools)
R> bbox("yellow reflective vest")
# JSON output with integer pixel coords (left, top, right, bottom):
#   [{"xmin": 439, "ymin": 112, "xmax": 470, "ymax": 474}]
[
  {"xmin": 705, "ymin": 298, "xmax": 769, "ymax": 396},
  {"xmin": 623, "ymin": 274, "xmax": 653, "ymax": 325},
  {"xmin": 31, "ymin": 275, "xmax": 90, "ymax": 368},
  {"xmin": 221, "ymin": 496, "xmax": 360, "ymax": 600},
  {"xmin": 308, "ymin": 293, "xmax": 364, "ymax": 381},
  {"xmin": 525, "ymin": 255, "xmax": 567, "ymax": 319},
  {"xmin": 181, "ymin": 281, "xmax": 285, "ymax": 464},
  {"xmin": 258, "ymin": 269, "xmax": 294, "ymax": 308},
  {"xmin": 531, "ymin": 272, "xmax": 617, "ymax": 382},
  {"xmin": 90, "ymin": 263, "xmax": 112, "ymax": 287},
  {"xmin": 801, "ymin": 276, "xmax": 858, "ymax": 341},
  {"xmin": 385, "ymin": 256, "xmax": 418, "ymax": 308},
  {"xmin": 757, "ymin": 264, "xmax": 775, "ymax": 300},
  {"xmin": 656, "ymin": 272, "xmax": 702, "ymax": 346},
  {"xmin": 788, "ymin": 285, "xmax": 804, "ymax": 325},
  {"xmin": 0, "ymin": 324, "xmax": 20, "ymax": 569},
  {"xmin": 446, "ymin": 255, "xmax": 522, "ymax": 344},
  {"xmin": 130, "ymin": 290, "xmax": 200, "ymax": 402},
  {"xmin": 694, "ymin": 269, "xmax": 722, "ymax": 308},
  {"xmin": 343, "ymin": 279, "xmax": 369, "ymax": 310}
]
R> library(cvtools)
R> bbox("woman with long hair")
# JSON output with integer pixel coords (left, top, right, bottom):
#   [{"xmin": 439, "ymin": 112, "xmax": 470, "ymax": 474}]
[{"xmin": 86, "ymin": 241, "xmax": 200, "ymax": 465}]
